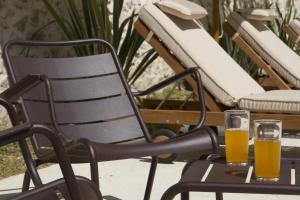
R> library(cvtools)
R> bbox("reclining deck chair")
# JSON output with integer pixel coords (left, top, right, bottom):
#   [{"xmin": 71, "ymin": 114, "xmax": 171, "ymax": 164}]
[
  {"xmin": 283, "ymin": 18, "xmax": 300, "ymax": 47},
  {"xmin": 134, "ymin": 2, "xmax": 300, "ymax": 130},
  {"xmin": 0, "ymin": 118, "xmax": 101, "ymax": 200},
  {"xmin": 224, "ymin": 10, "xmax": 300, "ymax": 90},
  {"xmin": 2, "ymin": 39, "xmax": 217, "ymax": 200}
]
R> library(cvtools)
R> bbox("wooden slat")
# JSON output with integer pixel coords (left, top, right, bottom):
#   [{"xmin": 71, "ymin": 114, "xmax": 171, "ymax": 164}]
[
  {"xmin": 22, "ymin": 74, "xmax": 124, "ymax": 101},
  {"xmin": 283, "ymin": 25, "xmax": 300, "ymax": 47},
  {"xmin": 11, "ymin": 53, "xmax": 117, "ymax": 79},
  {"xmin": 140, "ymin": 109, "xmax": 300, "ymax": 130},
  {"xmin": 24, "ymin": 95, "xmax": 134, "ymax": 124},
  {"xmin": 223, "ymin": 22, "xmax": 290, "ymax": 90},
  {"xmin": 142, "ymin": 99, "xmax": 200, "ymax": 111},
  {"xmin": 212, "ymin": 0, "xmax": 220, "ymax": 42},
  {"xmin": 134, "ymin": 20, "xmax": 224, "ymax": 112}
]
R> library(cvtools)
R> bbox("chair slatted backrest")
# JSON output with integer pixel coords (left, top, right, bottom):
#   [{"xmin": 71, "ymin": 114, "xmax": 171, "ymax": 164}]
[{"xmin": 3, "ymin": 40, "xmax": 150, "ymax": 152}]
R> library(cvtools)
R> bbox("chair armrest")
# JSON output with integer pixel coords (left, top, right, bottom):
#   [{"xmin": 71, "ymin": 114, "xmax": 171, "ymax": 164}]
[
  {"xmin": 0, "ymin": 122, "xmax": 82, "ymax": 200},
  {"xmin": 0, "ymin": 122, "xmax": 32, "ymax": 147},
  {"xmin": 0, "ymin": 74, "xmax": 71, "ymax": 143},
  {"xmin": 134, "ymin": 67, "xmax": 206, "ymax": 128},
  {"xmin": 80, "ymin": 126, "xmax": 216, "ymax": 162},
  {"xmin": 0, "ymin": 74, "xmax": 45, "ymax": 102},
  {"xmin": 30, "ymin": 124, "xmax": 81, "ymax": 200}
]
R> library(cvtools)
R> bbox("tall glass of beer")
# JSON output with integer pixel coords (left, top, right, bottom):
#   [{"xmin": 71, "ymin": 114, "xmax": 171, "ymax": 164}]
[
  {"xmin": 225, "ymin": 110, "xmax": 250, "ymax": 166},
  {"xmin": 254, "ymin": 120, "xmax": 282, "ymax": 182}
]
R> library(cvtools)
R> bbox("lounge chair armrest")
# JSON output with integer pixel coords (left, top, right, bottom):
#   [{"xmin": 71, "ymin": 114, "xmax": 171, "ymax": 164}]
[
  {"xmin": 133, "ymin": 67, "xmax": 199, "ymax": 97},
  {"xmin": 0, "ymin": 74, "xmax": 45, "ymax": 102},
  {"xmin": 134, "ymin": 67, "xmax": 206, "ymax": 128}
]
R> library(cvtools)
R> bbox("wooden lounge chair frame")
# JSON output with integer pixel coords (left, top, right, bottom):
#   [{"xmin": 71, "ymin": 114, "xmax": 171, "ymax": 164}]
[
  {"xmin": 283, "ymin": 23, "xmax": 300, "ymax": 47},
  {"xmin": 222, "ymin": 22, "xmax": 292, "ymax": 90},
  {"xmin": 134, "ymin": 19, "xmax": 300, "ymax": 130}
]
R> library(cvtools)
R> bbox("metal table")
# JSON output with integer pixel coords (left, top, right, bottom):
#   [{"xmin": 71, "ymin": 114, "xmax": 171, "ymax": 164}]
[{"xmin": 161, "ymin": 155, "xmax": 300, "ymax": 200}]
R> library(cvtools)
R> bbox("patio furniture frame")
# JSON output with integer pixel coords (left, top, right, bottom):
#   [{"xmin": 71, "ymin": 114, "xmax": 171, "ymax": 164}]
[
  {"xmin": 222, "ymin": 22, "xmax": 292, "ymax": 90},
  {"xmin": 161, "ymin": 158, "xmax": 300, "ymax": 200},
  {"xmin": 0, "ymin": 119, "xmax": 101, "ymax": 200},
  {"xmin": 134, "ymin": 19, "xmax": 300, "ymax": 130},
  {"xmin": 2, "ymin": 39, "xmax": 217, "ymax": 200},
  {"xmin": 283, "ymin": 24, "xmax": 300, "ymax": 47}
]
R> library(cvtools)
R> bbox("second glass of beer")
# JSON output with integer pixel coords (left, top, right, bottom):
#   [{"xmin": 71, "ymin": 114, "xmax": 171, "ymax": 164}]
[{"xmin": 225, "ymin": 110, "xmax": 250, "ymax": 166}]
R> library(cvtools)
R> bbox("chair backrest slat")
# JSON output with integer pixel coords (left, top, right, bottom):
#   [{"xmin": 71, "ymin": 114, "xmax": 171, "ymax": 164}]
[
  {"xmin": 11, "ymin": 54, "xmax": 117, "ymax": 79},
  {"xmin": 22, "ymin": 74, "xmax": 124, "ymax": 101},
  {"xmin": 36, "ymin": 116, "xmax": 144, "ymax": 146},
  {"xmin": 23, "ymin": 95, "xmax": 134, "ymax": 124}
]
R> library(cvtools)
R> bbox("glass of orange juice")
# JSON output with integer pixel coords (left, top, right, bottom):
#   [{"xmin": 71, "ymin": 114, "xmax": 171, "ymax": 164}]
[
  {"xmin": 225, "ymin": 110, "xmax": 250, "ymax": 166},
  {"xmin": 254, "ymin": 120, "xmax": 282, "ymax": 182}
]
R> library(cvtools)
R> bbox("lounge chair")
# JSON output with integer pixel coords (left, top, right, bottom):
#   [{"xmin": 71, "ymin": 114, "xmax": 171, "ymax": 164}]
[
  {"xmin": 0, "ymin": 121, "xmax": 102, "ymax": 200},
  {"xmin": 134, "ymin": 2, "xmax": 300, "ymax": 130},
  {"xmin": 283, "ymin": 18, "xmax": 300, "ymax": 47},
  {"xmin": 224, "ymin": 10, "xmax": 300, "ymax": 89},
  {"xmin": 2, "ymin": 39, "xmax": 217, "ymax": 200}
]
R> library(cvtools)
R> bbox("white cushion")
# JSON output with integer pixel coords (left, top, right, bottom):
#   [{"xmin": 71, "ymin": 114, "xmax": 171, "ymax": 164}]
[
  {"xmin": 239, "ymin": 90, "xmax": 300, "ymax": 113},
  {"xmin": 237, "ymin": 8, "xmax": 276, "ymax": 21},
  {"xmin": 139, "ymin": 4, "xmax": 264, "ymax": 106},
  {"xmin": 228, "ymin": 12, "xmax": 300, "ymax": 88},
  {"xmin": 157, "ymin": 0, "xmax": 207, "ymax": 20},
  {"xmin": 290, "ymin": 19, "xmax": 300, "ymax": 36}
]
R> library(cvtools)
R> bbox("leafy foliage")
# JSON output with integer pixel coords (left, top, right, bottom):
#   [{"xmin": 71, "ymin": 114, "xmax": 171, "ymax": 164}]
[
  {"xmin": 272, "ymin": 0, "xmax": 297, "ymax": 48},
  {"xmin": 36, "ymin": 0, "xmax": 157, "ymax": 84}
]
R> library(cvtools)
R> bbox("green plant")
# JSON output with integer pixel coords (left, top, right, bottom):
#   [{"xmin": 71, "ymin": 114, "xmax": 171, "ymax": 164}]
[
  {"xmin": 272, "ymin": 0, "xmax": 297, "ymax": 48},
  {"xmin": 35, "ymin": 0, "xmax": 157, "ymax": 85}
]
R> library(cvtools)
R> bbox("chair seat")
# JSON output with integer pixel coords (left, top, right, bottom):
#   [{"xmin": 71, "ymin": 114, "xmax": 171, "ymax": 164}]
[
  {"xmin": 228, "ymin": 12, "xmax": 300, "ymax": 88},
  {"xmin": 239, "ymin": 90, "xmax": 300, "ymax": 114}
]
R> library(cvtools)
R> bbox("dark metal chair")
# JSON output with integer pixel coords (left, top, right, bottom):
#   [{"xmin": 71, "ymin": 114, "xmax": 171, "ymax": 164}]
[
  {"xmin": 0, "ymin": 121, "xmax": 102, "ymax": 200},
  {"xmin": 2, "ymin": 39, "xmax": 218, "ymax": 200}
]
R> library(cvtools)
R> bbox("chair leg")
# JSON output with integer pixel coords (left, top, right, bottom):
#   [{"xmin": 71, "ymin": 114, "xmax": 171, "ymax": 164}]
[
  {"xmin": 22, "ymin": 159, "xmax": 43, "ymax": 191},
  {"xmin": 90, "ymin": 160, "xmax": 99, "ymax": 186},
  {"xmin": 144, "ymin": 157, "xmax": 158, "ymax": 200},
  {"xmin": 216, "ymin": 192, "xmax": 223, "ymax": 200},
  {"xmin": 22, "ymin": 170, "xmax": 31, "ymax": 192},
  {"xmin": 181, "ymin": 192, "xmax": 189, "ymax": 200}
]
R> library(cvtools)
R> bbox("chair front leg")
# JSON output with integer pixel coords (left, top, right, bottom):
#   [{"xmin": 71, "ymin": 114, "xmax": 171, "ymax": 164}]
[
  {"xmin": 144, "ymin": 156, "xmax": 158, "ymax": 200},
  {"xmin": 81, "ymin": 139, "xmax": 100, "ymax": 186},
  {"xmin": 181, "ymin": 192, "xmax": 189, "ymax": 200}
]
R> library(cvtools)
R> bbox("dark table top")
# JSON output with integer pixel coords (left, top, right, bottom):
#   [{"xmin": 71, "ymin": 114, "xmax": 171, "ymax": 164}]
[{"xmin": 179, "ymin": 156, "xmax": 300, "ymax": 195}]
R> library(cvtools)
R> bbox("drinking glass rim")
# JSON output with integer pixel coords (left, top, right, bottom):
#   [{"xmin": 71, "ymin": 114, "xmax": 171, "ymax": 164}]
[
  {"xmin": 224, "ymin": 110, "xmax": 250, "ymax": 114},
  {"xmin": 254, "ymin": 119, "xmax": 282, "ymax": 124}
]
